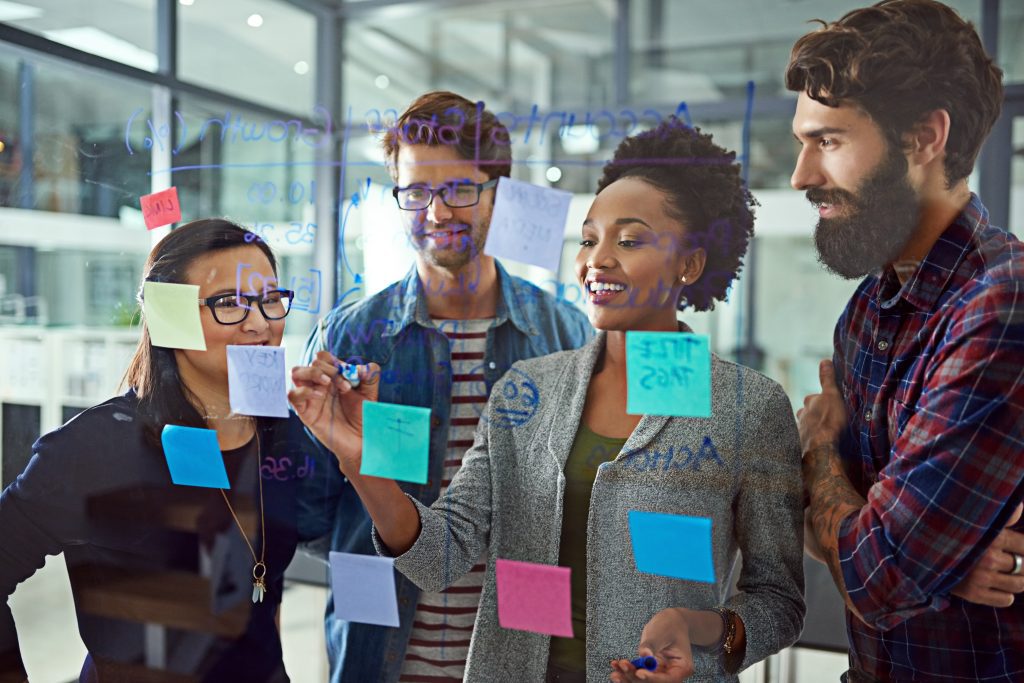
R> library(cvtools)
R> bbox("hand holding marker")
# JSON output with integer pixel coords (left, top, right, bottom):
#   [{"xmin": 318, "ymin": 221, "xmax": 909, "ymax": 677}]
[
  {"xmin": 631, "ymin": 656, "xmax": 657, "ymax": 672},
  {"xmin": 318, "ymin": 317, "xmax": 360, "ymax": 387}
]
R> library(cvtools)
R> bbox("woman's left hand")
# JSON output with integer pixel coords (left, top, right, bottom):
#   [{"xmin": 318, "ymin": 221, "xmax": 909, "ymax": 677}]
[{"xmin": 609, "ymin": 608, "xmax": 695, "ymax": 682}]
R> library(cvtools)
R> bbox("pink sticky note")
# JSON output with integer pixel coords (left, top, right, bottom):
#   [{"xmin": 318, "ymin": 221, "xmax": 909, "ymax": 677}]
[
  {"xmin": 141, "ymin": 186, "xmax": 182, "ymax": 230},
  {"xmin": 495, "ymin": 558, "xmax": 573, "ymax": 638}
]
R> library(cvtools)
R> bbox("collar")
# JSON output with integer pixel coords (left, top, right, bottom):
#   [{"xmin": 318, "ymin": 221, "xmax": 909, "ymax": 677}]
[
  {"xmin": 381, "ymin": 260, "xmax": 536, "ymax": 337},
  {"xmin": 877, "ymin": 193, "xmax": 988, "ymax": 312}
]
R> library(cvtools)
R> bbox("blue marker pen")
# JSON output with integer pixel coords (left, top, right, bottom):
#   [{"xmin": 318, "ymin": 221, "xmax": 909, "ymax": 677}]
[
  {"xmin": 319, "ymin": 317, "xmax": 360, "ymax": 387},
  {"xmin": 631, "ymin": 656, "xmax": 657, "ymax": 671},
  {"xmin": 340, "ymin": 361, "xmax": 360, "ymax": 388}
]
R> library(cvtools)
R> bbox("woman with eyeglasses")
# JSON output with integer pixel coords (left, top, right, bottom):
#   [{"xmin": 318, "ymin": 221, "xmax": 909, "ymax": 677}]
[{"xmin": 0, "ymin": 219, "xmax": 329, "ymax": 682}]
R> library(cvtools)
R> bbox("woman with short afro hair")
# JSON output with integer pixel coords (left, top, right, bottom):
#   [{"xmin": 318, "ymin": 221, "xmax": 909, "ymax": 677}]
[{"xmin": 290, "ymin": 118, "xmax": 805, "ymax": 683}]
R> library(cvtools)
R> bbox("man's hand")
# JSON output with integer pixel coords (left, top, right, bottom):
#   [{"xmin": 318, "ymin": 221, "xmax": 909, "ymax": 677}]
[
  {"xmin": 797, "ymin": 360, "xmax": 847, "ymax": 455},
  {"xmin": 798, "ymin": 359, "xmax": 866, "ymax": 620},
  {"xmin": 952, "ymin": 503, "xmax": 1024, "ymax": 607},
  {"xmin": 289, "ymin": 351, "xmax": 380, "ymax": 477}
]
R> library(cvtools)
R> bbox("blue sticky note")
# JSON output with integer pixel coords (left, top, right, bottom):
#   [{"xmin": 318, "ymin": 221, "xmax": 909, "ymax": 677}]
[
  {"xmin": 361, "ymin": 402, "xmax": 431, "ymax": 484},
  {"xmin": 329, "ymin": 551, "xmax": 400, "ymax": 627},
  {"xmin": 628, "ymin": 511, "xmax": 715, "ymax": 583},
  {"xmin": 484, "ymin": 177, "xmax": 572, "ymax": 272},
  {"xmin": 625, "ymin": 331, "xmax": 712, "ymax": 417},
  {"xmin": 227, "ymin": 345, "xmax": 289, "ymax": 418},
  {"xmin": 160, "ymin": 425, "xmax": 230, "ymax": 489}
]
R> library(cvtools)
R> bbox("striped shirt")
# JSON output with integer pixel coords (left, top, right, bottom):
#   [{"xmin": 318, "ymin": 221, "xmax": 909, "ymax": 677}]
[
  {"xmin": 834, "ymin": 194, "xmax": 1024, "ymax": 681},
  {"xmin": 399, "ymin": 318, "xmax": 493, "ymax": 683}
]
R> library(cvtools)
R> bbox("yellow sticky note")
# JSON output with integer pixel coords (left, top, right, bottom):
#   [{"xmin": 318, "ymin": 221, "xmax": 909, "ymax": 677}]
[{"xmin": 143, "ymin": 282, "xmax": 206, "ymax": 351}]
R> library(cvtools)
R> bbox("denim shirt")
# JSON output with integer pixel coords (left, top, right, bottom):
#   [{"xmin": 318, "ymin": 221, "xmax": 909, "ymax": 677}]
[{"xmin": 297, "ymin": 261, "xmax": 593, "ymax": 683}]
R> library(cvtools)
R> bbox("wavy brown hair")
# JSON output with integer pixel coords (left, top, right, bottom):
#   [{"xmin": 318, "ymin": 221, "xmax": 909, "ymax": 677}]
[
  {"xmin": 785, "ymin": 0, "xmax": 1003, "ymax": 186},
  {"xmin": 382, "ymin": 90, "xmax": 512, "ymax": 182}
]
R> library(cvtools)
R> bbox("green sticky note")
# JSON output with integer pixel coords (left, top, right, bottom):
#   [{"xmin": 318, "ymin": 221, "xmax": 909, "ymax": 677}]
[
  {"xmin": 626, "ymin": 331, "xmax": 711, "ymax": 417},
  {"xmin": 143, "ymin": 282, "xmax": 206, "ymax": 351},
  {"xmin": 361, "ymin": 402, "xmax": 431, "ymax": 484}
]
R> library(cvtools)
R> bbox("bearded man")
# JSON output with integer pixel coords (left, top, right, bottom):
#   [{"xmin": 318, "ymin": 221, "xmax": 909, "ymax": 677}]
[{"xmin": 789, "ymin": 2, "xmax": 1024, "ymax": 682}]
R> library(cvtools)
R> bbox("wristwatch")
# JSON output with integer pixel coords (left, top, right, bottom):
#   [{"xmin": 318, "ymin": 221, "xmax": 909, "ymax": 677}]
[{"xmin": 709, "ymin": 606, "xmax": 738, "ymax": 656}]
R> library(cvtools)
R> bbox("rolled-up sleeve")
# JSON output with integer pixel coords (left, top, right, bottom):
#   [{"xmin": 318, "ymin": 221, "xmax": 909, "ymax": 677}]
[{"xmin": 838, "ymin": 283, "xmax": 1024, "ymax": 630}]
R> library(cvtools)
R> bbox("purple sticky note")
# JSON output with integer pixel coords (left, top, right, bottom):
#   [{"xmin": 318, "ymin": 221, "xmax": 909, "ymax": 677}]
[
  {"xmin": 495, "ymin": 558, "xmax": 573, "ymax": 638},
  {"xmin": 329, "ymin": 551, "xmax": 400, "ymax": 627}
]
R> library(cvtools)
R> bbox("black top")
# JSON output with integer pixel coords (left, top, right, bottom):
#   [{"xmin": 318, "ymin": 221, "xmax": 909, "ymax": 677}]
[{"xmin": 0, "ymin": 391, "xmax": 332, "ymax": 682}]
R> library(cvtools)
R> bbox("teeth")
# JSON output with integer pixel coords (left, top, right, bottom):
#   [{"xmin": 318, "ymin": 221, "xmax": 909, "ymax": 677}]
[{"xmin": 588, "ymin": 282, "xmax": 626, "ymax": 293}]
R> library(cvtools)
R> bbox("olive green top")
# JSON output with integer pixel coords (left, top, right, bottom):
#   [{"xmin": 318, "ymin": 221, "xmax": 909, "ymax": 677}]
[{"xmin": 547, "ymin": 423, "xmax": 628, "ymax": 673}]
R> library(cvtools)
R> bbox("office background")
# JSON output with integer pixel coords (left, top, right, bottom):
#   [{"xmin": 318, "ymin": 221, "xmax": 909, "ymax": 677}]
[{"xmin": 0, "ymin": 0, "xmax": 1021, "ymax": 680}]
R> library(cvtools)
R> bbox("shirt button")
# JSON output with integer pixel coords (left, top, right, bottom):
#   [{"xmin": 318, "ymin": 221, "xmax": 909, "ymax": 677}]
[
  {"xmin": 877, "ymin": 340, "xmax": 890, "ymax": 351},
  {"xmin": 488, "ymin": 361, "xmax": 496, "ymax": 370},
  {"xmin": 431, "ymin": 417, "xmax": 441, "ymax": 429},
  {"xmin": 864, "ymin": 409, "xmax": 873, "ymax": 422}
]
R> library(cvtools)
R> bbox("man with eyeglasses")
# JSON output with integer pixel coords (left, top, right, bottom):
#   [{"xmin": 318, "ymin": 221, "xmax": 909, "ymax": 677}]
[{"xmin": 299, "ymin": 90, "xmax": 592, "ymax": 683}]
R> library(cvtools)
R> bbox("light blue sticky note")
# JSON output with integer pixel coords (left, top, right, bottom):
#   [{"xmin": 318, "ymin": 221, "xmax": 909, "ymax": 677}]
[
  {"xmin": 226, "ymin": 345, "xmax": 289, "ymax": 418},
  {"xmin": 625, "ymin": 331, "xmax": 712, "ymax": 417},
  {"xmin": 483, "ymin": 177, "xmax": 572, "ymax": 272},
  {"xmin": 160, "ymin": 425, "xmax": 230, "ymax": 489},
  {"xmin": 628, "ymin": 511, "xmax": 715, "ymax": 583},
  {"xmin": 329, "ymin": 551, "xmax": 400, "ymax": 627},
  {"xmin": 361, "ymin": 402, "xmax": 431, "ymax": 484}
]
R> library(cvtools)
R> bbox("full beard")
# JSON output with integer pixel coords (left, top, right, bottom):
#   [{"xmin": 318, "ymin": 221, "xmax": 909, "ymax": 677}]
[{"xmin": 809, "ymin": 150, "xmax": 921, "ymax": 280}]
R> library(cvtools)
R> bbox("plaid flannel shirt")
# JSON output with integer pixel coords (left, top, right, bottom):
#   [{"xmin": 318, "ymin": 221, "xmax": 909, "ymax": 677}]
[{"xmin": 833, "ymin": 194, "xmax": 1024, "ymax": 682}]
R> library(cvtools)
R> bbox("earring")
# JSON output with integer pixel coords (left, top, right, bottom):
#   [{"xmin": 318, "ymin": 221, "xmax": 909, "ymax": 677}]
[{"xmin": 679, "ymin": 275, "xmax": 687, "ymax": 283}]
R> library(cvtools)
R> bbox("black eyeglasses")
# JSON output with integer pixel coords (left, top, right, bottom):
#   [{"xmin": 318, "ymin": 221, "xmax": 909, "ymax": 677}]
[
  {"xmin": 199, "ymin": 290, "xmax": 295, "ymax": 325},
  {"xmin": 393, "ymin": 178, "xmax": 498, "ymax": 211}
]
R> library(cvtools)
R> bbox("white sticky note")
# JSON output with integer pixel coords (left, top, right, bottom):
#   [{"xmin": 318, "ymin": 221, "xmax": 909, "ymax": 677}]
[
  {"xmin": 329, "ymin": 551, "xmax": 400, "ymax": 627},
  {"xmin": 226, "ymin": 345, "xmax": 289, "ymax": 418},
  {"xmin": 483, "ymin": 177, "xmax": 572, "ymax": 272}
]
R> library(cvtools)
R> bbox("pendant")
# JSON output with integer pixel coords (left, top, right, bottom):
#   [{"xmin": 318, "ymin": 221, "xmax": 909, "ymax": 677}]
[{"xmin": 252, "ymin": 561, "xmax": 267, "ymax": 604}]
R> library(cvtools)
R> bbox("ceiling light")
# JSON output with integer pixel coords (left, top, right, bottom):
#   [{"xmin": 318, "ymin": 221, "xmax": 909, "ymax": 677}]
[
  {"xmin": 0, "ymin": 141, "xmax": 5, "ymax": 153},
  {"xmin": 43, "ymin": 27, "xmax": 157, "ymax": 71},
  {"xmin": 293, "ymin": 60, "xmax": 310, "ymax": 75},
  {"xmin": 374, "ymin": 74, "xmax": 390, "ymax": 89},
  {"xmin": 545, "ymin": 166, "xmax": 562, "ymax": 183},
  {"xmin": 178, "ymin": 0, "xmax": 194, "ymax": 6},
  {"xmin": 247, "ymin": 13, "xmax": 263, "ymax": 28}
]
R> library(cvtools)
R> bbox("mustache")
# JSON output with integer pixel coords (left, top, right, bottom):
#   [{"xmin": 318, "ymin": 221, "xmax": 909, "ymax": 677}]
[
  {"xmin": 412, "ymin": 222, "xmax": 471, "ymax": 235},
  {"xmin": 806, "ymin": 188, "xmax": 856, "ymax": 206}
]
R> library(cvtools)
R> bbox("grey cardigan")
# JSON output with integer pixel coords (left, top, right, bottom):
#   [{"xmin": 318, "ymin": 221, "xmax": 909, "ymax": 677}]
[{"xmin": 374, "ymin": 332, "xmax": 805, "ymax": 682}]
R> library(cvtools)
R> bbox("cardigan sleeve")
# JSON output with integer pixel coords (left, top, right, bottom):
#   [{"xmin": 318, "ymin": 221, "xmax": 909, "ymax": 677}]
[
  {"xmin": 372, "ymin": 419, "xmax": 494, "ymax": 593},
  {"xmin": 724, "ymin": 376, "xmax": 806, "ymax": 672}
]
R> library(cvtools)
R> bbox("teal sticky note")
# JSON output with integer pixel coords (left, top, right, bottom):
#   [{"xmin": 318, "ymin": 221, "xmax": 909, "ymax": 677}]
[
  {"xmin": 628, "ymin": 511, "xmax": 715, "ymax": 583},
  {"xmin": 625, "ymin": 331, "xmax": 711, "ymax": 417},
  {"xmin": 160, "ymin": 425, "xmax": 230, "ymax": 489},
  {"xmin": 361, "ymin": 402, "xmax": 431, "ymax": 484}
]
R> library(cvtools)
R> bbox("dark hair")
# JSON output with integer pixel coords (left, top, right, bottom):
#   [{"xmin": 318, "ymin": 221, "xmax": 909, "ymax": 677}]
[
  {"xmin": 382, "ymin": 90, "xmax": 512, "ymax": 182},
  {"xmin": 785, "ymin": 0, "xmax": 1003, "ymax": 186},
  {"xmin": 596, "ymin": 117, "xmax": 756, "ymax": 312},
  {"xmin": 122, "ymin": 219, "xmax": 277, "ymax": 445}
]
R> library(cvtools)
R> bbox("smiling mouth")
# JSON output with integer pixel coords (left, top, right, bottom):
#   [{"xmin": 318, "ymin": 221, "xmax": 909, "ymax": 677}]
[{"xmin": 585, "ymin": 280, "xmax": 627, "ymax": 304}]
